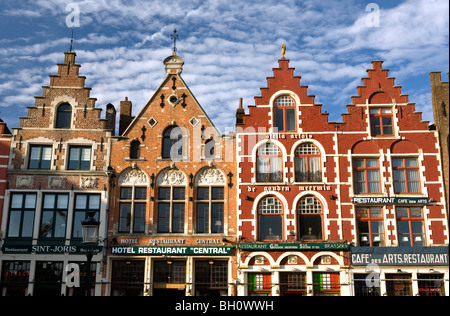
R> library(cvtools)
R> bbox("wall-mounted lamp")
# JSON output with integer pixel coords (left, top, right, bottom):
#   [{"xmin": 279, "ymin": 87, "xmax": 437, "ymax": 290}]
[
  {"xmin": 189, "ymin": 173, "xmax": 194, "ymax": 188},
  {"xmin": 150, "ymin": 173, "xmax": 155, "ymax": 188}
]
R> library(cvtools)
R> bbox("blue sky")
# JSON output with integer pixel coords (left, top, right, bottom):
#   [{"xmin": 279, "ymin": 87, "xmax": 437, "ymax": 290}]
[{"xmin": 0, "ymin": 0, "xmax": 448, "ymax": 133}]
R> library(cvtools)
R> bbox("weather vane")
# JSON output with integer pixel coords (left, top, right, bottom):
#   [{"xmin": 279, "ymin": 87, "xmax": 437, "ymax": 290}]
[
  {"xmin": 69, "ymin": 29, "xmax": 74, "ymax": 53},
  {"xmin": 171, "ymin": 29, "xmax": 179, "ymax": 54}
]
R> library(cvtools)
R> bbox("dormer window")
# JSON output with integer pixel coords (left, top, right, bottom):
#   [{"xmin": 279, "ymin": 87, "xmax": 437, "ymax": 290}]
[
  {"xmin": 370, "ymin": 107, "xmax": 393, "ymax": 136},
  {"xmin": 274, "ymin": 96, "xmax": 296, "ymax": 132}
]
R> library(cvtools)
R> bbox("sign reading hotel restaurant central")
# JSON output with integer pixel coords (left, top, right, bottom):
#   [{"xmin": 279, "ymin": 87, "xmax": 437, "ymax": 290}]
[{"xmin": 111, "ymin": 246, "xmax": 232, "ymax": 256}]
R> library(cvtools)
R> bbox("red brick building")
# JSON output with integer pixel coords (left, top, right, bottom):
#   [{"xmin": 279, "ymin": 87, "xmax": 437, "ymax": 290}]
[
  {"xmin": 0, "ymin": 52, "xmax": 114, "ymax": 296},
  {"xmin": 103, "ymin": 51, "xmax": 238, "ymax": 296},
  {"xmin": 235, "ymin": 55, "xmax": 449, "ymax": 296},
  {"xmin": 0, "ymin": 120, "xmax": 12, "ymax": 238}
]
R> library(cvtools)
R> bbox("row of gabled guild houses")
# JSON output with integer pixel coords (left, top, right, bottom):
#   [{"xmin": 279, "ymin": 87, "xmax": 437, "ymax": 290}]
[{"xmin": 0, "ymin": 45, "xmax": 448, "ymax": 296}]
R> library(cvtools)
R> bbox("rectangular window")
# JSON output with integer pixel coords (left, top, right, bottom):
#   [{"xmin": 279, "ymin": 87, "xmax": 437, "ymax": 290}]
[
  {"xmin": 28, "ymin": 145, "xmax": 52, "ymax": 170},
  {"xmin": 396, "ymin": 207, "xmax": 425, "ymax": 247},
  {"xmin": 418, "ymin": 274, "xmax": 445, "ymax": 296},
  {"xmin": 370, "ymin": 108, "xmax": 394, "ymax": 136},
  {"xmin": 7, "ymin": 193, "xmax": 37, "ymax": 238},
  {"xmin": 353, "ymin": 274, "xmax": 380, "ymax": 296},
  {"xmin": 153, "ymin": 261, "xmax": 186, "ymax": 284},
  {"xmin": 1, "ymin": 261, "xmax": 31, "ymax": 297},
  {"xmin": 356, "ymin": 207, "xmax": 385, "ymax": 247},
  {"xmin": 393, "ymin": 158, "xmax": 421, "ymax": 193},
  {"xmin": 111, "ymin": 260, "xmax": 145, "ymax": 296},
  {"xmin": 280, "ymin": 272, "xmax": 307, "ymax": 296},
  {"xmin": 196, "ymin": 187, "xmax": 224, "ymax": 234},
  {"xmin": 248, "ymin": 273, "xmax": 271, "ymax": 295},
  {"xmin": 72, "ymin": 194, "xmax": 101, "ymax": 239},
  {"xmin": 157, "ymin": 187, "xmax": 185, "ymax": 234},
  {"xmin": 195, "ymin": 260, "xmax": 228, "ymax": 295},
  {"xmin": 386, "ymin": 274, "xmax": 412, "ymax": 296},
  {"xmin": 68, "ymin": 146, "xmax": 92, "ymax": 170},
  {"xmin": 34, "ymin": 261, "xmax": 64, "ymax": 296},
  {"xmin": 353, "ymin": 158, "xmax": 381, "ymax": 194},
  {"xmin": 313, "ymin": 273, "xmax": 340, "ymax": 296},
  {"xmin": 40, "ymin": 193, "xmax": 69, "ymax": 239},
  {"xmin": 118, "ymin": 187, "xmax": 147, "ymax": 234}
]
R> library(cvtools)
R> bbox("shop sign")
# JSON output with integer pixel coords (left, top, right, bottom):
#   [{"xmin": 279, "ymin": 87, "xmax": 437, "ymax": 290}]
[
  {"xmin": 1, "ymin": 244, "xmax": 102, "ymax": 255},
  {"xmin": 351, "ymin": 247, "xmax": 448, "ymax": 266},
  {"xmin": 237, "ymin": 242, "xmax": 349, "ymax": 251},
  {"xmin": 110, "ymin": 246, "xmax": 232, "ymax": 256},
  {"xmin": 352, "ymin": 197, "xmax": 429, "ymax": 205}
]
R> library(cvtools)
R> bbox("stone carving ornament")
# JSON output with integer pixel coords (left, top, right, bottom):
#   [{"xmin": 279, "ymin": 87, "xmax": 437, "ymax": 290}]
[
  {"xmin": 196, "ymin": 168, "xmax": 226, "ymax": 186},
  {"xmin": 119, "ymin": 168, "xmax": 149, "ymax": 186},
  {"xmin": 157, "ymin": 169, "xmax": 187, "ymax": 186}
]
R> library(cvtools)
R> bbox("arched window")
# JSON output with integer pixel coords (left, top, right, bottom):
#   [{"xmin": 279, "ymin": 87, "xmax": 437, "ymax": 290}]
[
  {"xmin": 257, "ymin": 144, "xmax": 283, "ymax": 183},
  {"xmin": 162, "ymin": 126, "xmax": 184, "ymax": 159},
  {"xmin": 55, "ymin": 103, "xmax": 72, "ymax": 129},
  {"xmin": 295, "ymin": 143, "xmax": 322, "ymax": 182},
  {"xmin": 274, "ymin": 96, "xmax": 296, "ymax": 132},
  {"xmin": 258, "ymin": 196, "xmax": 283, "ymax": 241},
  {"xmin": 204, "ymin": 139, "xmax": 216, "ymax": 159},
  {"xmin": 298, "ymin": 196, "xmax": 323, "ymax": 240},
  {"xmin": 130, "ymin": 140, "xmax": 141, "ymax": 160}
]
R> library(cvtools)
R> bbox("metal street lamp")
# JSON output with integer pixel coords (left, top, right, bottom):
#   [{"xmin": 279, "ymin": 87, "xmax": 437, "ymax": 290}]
[{"xmin": 81, "ymin": 211, "xmax": 100, "ymax": 296}]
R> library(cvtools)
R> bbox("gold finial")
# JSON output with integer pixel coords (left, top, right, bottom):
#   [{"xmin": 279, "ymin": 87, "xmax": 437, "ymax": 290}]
[{"xmin": 281, "ymin": 44, "xmax": 286, "ymax": 58}]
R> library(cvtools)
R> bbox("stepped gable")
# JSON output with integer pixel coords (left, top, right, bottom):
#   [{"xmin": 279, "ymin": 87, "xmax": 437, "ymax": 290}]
[
  {"xmin": 342, "ymin": 61, "xmax": 429, "ymax": 131},
  {"xmin": 20, "ymin": 52, "xmax": 105, "ymax": 130}
]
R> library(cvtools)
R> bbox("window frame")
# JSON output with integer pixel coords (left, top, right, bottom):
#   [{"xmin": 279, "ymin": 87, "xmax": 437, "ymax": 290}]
[
  {"xmin": 273, "ymin": 96, "xmax": 296, "ymax": 132},
  {"xmin": 156, "ymin": 186, "xmax": 186, "ymax": 234},
  {"xmin": 256, "ymin": 143, "xmax": 283, "ymax": 183},
  {"xmin": 396, "ymin": 206, "xmax": 426, "ymax": 247},
  {"xmin": 129, "ymin": 140, "xmax": 141, "ymax": 160},
  {"xmin": 162, "ymin": 126, "xmax": 185, "ymax": 159},
  {"xmin": 7, "ymin": 193, "xmax": 37, "ymax": 238},
  {"xmin": 392, "ymin": 157, "xmax": 421, "ymax": 194},
  {"xmin": 55, "ymin": 103, "xmax": 72, "ymax": 129},
  {"xmin": 353, "ymin": 158, "xmax": 382, "ymax": 194},
  {"xmin": 297, "ymin": 196, "xmax": 324, "ymax": 241},
  {"xmin": 294, "ymin": 143, "xmax": 322, "ymax": 182},
  {"xmin": 39, "ymin": 193, "xmax": 69, "ymax": 239},
  {"xmin": 356, "ymin": 206, "xmax": 385, "ymax": 247},
  {"xmin": 369, "ymin": 107, "xmax": 394, "ymax": 137},
  {"xmin": 67, "ymin": 145, "xmax": 92, "ymax": 170},
  {"xmin": 72, "ymin": 193, "xmax": 101, "ymax": 239},
  {"xmin": 258, "ymin": 196, "xmax": 284, "ymax": 241},
  {"xmin": 28, "ymin": 145, "xmax": 53, "ymax": 170},
  {"xmin": 195, "ymin": 186, "xmax": 225, "ymax": 234},
  {"xmin": 118, "ymin": 187, "xmax": 147, "ymax": 234}
]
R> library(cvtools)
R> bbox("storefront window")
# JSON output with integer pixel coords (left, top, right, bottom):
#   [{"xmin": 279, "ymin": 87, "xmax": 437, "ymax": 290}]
[
  {"xmin": 153, "ymin": 260, "xmax": 186, "ymax": 296},
  {"xmin": 353, "ymin": 274, "xmax": 380, "ymax": 296},
  {"xmin": 194, "ymin": 260, "xmax": 228, "ymax": 296},
  {"xmin": 1, "ymin": 261, "xmax": 31, "ymax": 296},
  {"xmin": 111, "ymin": 260, "xmax": 145, "ymax": 296},
  {"xmin": 248, "ymin": 273, "xmax": 271, "ymax": 296},
  {"xmin": 34, "ymin": 261, "xmax": 63, "ymax": 296},
  {"xmin": 66, "ymin": 261, "xmax": 97, "ymax": 296},
  {"xmin": 386, "ymin": 274, "xmax": 412, "ymax": 296},
  {"xmin": 279, "ymin": 272, "xmax": 307, "ymax": 296},
  {"xmin": 298, "ymin": 196, "xmax": 323, "ymax": 241},
  {"xmin": 313, "ymin": 273, "xmax": 340, "ymax": 296},
  {"xmin": 418, "ymin": 274, "xmax": 445, "ymax": 296}
]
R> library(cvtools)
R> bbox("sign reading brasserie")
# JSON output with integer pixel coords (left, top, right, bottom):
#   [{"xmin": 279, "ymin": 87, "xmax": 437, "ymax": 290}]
[
  {"xmin": 110, "ymin": 246, "xmax": 232, "ymax": 256},
  {"xmin": 352, "ymin": 197, "xmax": 429, "ymax": 205},
  {"xmin": 237, "ymin": 242, "xmax": 349, "ymax": 251}
]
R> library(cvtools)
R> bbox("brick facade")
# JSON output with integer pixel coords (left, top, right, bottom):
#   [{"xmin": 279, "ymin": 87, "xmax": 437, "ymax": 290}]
[
  {"xmin": 0, "ymin": 52, "xmax": 113, "ymax": 296},
  {"xmin": 0, "ymin": 120, "xmax": 12, "ymax": 237},
  {"xmin": 102, "ymin": 52, "xmax": 238, "ymax": 296}
]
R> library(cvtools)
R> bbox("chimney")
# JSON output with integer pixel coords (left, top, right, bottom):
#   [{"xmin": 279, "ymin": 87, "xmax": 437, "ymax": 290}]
[
  {"xmin": 236, "ymin": 98, "xmax": 245, "ymax": 124},
  {"xmin": 106, "ymin": 103, "xmax": 117, "ymax": 135},
  {"xmin": 119, "ymin": 97, "xmax": 133, "ymax": 136}
]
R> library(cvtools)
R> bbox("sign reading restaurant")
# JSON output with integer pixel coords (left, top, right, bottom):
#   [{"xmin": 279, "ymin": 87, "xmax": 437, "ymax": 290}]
[
  {"xmin": 352, "ymin": 197, "xmax": 429, "ymax": 205},
  {"xmin": 110, "ymin": 246, "xmax": 233, "ymax": 256},
  {"xmin": 351, "ymin": 247, "xmax": 449, "ymax": 266},
  {"xmin": 237, "ymin": 242, "xmax": 349, "ymax": 251}
]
